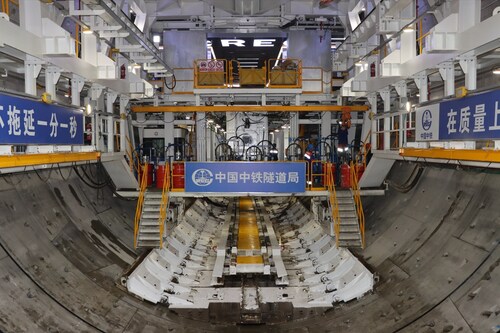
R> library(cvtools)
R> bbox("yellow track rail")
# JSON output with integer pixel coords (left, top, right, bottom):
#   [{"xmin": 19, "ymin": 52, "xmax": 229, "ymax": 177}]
[
  {"xmin": 133, "ymin": 163, "xmax": 148, "ymax": 249},
  {"xmin": 0, "ymin": 152, "xmax": 100, "ymax": 168},
  {"xmin": 326, "ymin": 163, "xmax": 341, "ymax": 248},
  {"xmin": 157, "ymin": 164, "xmax": 171, "ymax": 248},
  {"xmin": 399, "ymin": 148, "xmax": 500, "ymax": 163},
  {"xmin": 236, "ymin": 198, "xmax": 263, "ymax": 264},
  {"xmin": 350, "ymin": 161, "xmax": 365, "ymax": 248}
]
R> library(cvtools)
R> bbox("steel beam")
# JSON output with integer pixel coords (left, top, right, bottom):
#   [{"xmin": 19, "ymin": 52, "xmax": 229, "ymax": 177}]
[
  {"xmin": 0, "ymin": 152, "xmax": 100, "ymax": 168},
  {"xmin": 131, "ymin": 105, "xmax": 369, "ymax": 113},
  {"xmin": 399, "ymin": 148, "xmax": 500, "ymax": 163}
]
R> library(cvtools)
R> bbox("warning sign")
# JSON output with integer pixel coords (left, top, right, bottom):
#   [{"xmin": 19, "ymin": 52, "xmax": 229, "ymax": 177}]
[{"xmin": 198, "ymin": 60, "xmax": 224, "ymax": 72}]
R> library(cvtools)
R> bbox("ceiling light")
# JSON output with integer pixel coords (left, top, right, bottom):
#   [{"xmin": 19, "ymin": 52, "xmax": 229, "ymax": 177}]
[
  {"xmin": 85, "ymin": 103, "xmax": 92, "ymax": 115},
  {"xmin": 416, "ymin": 93, "xmax": 420, "ymax": 97},
  {"xmin": 153, "ymin": 35, "xmax": 161, "ymax": 43},
  {"xmin": 133, "ymin": 63, "xmax": 141, "ymax": 69},
  {"xmin": 82, "ymin": 27, "xmax": 93, "ymax": 34},
  {"xmin": 274, "ymin": 129, "xmax": 279, "ymax": 132},
  {"xmin": 185, "ymin": 116, "xmax": 191, "ymax": 120},
  {"xmin": 159, "ymin": 46, "xmax": 164, "ymax": 50},
  {"xmin": 354, "ymin": 62, "xmax": 364, "ymax": 67},
  {"xmin": 403, "ymin": 27, "xmax": 414, "ymax": 32},
  {"xmin": 493, "ymin": 68, "xmax": 500, "ymax": 75}
]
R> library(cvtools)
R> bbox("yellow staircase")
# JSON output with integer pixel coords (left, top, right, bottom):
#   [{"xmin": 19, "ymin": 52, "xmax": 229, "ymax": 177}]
[{"xmin": 134, "ymin": 163, "xmax": 171, "ymax": 248}]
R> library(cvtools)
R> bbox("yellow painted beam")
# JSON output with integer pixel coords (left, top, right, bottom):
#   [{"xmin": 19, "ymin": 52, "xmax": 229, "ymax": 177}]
[
  {"xmin": 0, "ymin": 152, "xmax": 101, "ymax": 168},
  {"xmin": 131, "ymin": 105, "xmax": 369, "ymax": 113},
  {"xmin": 399, "ymin": 148, "xmax": 500, "ymax": 163}
]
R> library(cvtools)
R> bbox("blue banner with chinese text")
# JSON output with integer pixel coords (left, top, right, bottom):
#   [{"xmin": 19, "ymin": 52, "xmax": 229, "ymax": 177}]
[
  {"xmin": 416, "ymin": 89, "xmax": 500, "ymax": 141},
  {"xmin": 439, "ymin": 89, "xmax": 500, "ymax": 140},
  {"xmin": 185, "ymin": 162, "xmax": 306, "ymax": 193},
  {"xmin": 0, "ymin": 93, "xmax": 84, "ymax": 145}
]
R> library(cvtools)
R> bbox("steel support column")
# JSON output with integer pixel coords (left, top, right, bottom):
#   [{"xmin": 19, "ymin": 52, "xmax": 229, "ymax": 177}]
[
  {"xmin": 438, "ymin": 61, "xmax": 455, "ymax": 97},
  {"xmin": 106, "ymin": 91, "xmax": 118, "ymax": 153},
  {"xmin": 413, "ymin": 71, "xmax": 428, "ymax": 103},
  {"xmin": 459, "ymin": 54, "xmax": 477, "ymax": 91},
  {"xmin": 119, "ymin": 96, "xmax": 130, "ymax": 153},
  {"xmin": 70, "ymin": 75, "xmax": 85, "ymax": 107},
  {"xmin": 24, "ymin": 55, "xmax": 43, "ymax": 96},
  {"xmin": 367, "ymin": 93, "xmax": 377, "ymax": 151},
  {"xmin": 89, "ymin": 84, "xmax": 104, "ymax": 150},
  {"xmin": 379, "ymin": 88, "xmax": 391, "ymax": 151},
  {"xmin": 45, "ymin": 66, "xmax": 62, "ymax": 100}
]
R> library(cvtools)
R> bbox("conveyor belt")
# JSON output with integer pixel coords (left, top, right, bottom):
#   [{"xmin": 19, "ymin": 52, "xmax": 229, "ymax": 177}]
[{"xmin": 236, "ymin": 197, "xmax": 263, "ymax": 265}]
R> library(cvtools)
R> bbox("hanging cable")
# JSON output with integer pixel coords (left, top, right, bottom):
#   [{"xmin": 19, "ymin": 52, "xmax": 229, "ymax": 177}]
[{"xmin": 34, "ymin": 165, "xmax": 54, "ymax": 183}]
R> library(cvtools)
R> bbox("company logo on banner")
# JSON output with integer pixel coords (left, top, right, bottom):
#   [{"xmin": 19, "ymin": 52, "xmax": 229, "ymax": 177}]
[
  {"xmin": 416, "ymin": 89, "xmax": 500, "ymax": 141},
  {"xmin": 198, "ymin": 60, "xmax": 224, "ymax": 72},
  {"xmin": 416, "ymin": 104, "xmax": 440, "ymax": 141},
  {"xmin": 0, "ymin": 93, "xmax": 84, "ymax": 145},
  {"xmin": 185, "ymin": 162, "xmax": 306, "ymax": 193}
]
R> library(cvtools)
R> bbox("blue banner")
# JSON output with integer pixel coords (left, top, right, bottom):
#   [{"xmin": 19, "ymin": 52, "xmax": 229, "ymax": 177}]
[
  {"xmin": 439, "ymin": 89, "xmax": 500, "ymax": 140},
  {"xmin": 0, "ymin": 93, "xmax": 84, "ymax": 145},
  {"xmin": 185, "ymin": 162, "xmax": 306, "ymax": 193},
  {"xmin": 416, "ymin": 89, "xmax": 500, "ymax": 141}
]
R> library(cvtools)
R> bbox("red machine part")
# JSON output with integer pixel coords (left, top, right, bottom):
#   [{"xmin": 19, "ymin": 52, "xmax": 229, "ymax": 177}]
[
  {"xmin": 172, "ymin": 162, "xmax": 185, "ymax": 189},
  {"xmin": 137, "ymin": 163, "xmax": 154, "ymax": 187},
  {"xmin": 156, "ymin": 163, "xmax": 165, "ymax": 189},
  {"xmin": 340, "ymin": 162, "xmax": 351, "ymax": 189}
]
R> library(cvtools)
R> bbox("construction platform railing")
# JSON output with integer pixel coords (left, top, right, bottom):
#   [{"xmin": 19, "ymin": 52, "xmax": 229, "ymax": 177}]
[
  {"xmin": 133, "ymin": 162, "xmax": 148, "ymax": 248},
  {"xmin": 157, "ymin": 163, "xmax": 171, "ymax": 248},
  {"xmin": 350, "ymin": 160, "xmax": 365, "ymax": 248},
  {"xmin": 326, "ymin": 163, "xmax": 341, "ymax": 248}
]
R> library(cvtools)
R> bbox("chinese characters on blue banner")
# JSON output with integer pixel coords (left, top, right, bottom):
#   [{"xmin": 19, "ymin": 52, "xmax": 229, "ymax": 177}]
[
  {"xmin": 185, "ymin": 162, "xmax": 306, "ymax": 193},
  {"xmin": 0, "ymin": 93, "xmax": 84, "ymax": 145},
  {"xmin": 416, "ymin": 89, "xmax": 500, "ymax": 141}
]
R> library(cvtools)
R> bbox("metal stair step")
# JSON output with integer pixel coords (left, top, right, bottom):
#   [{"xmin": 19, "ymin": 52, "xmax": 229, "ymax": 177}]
[
  {"xmin": 339, "ymin": 212, "xmax": 357, "ymax": 219},
  {"xmin": 337, "ymin": 198, "xmax": 354, "ymax": 204},
  {"xmin": 143, "ymin": 206, "xmax": 161, "ymax": 212},
  {"xmin": 141, "ymin": 213, "xmax": 160, "ymax": 219},
  {"xmin": 139, "ymin": 226, "xmax": 160, "ymax": 235},
  {"xmin": 336, "ymin": 191, "xmax": 352, "ymax": 198},
  {"xmin": 138, "ymin": 234, "xmax": 161, "ymax": 241},
  {"xmin": 145, "ymin": 192, "xmax": 163, "ymax": 199},
  {"xmin": 338, "ymin": 204, "xmax": 355, "ymax": 211},
  {"xmin": 140, "ymin": 220, "xmax": 159, "ymax": 226},
  {"xmin": 144, "ymin": 199, "xmax": 162, "ymax": 205},
  {"xmin": 339, "ymin": 233, "xmax": 362, "ymax": 241},
  {"xmin": 339, "ymin": 217, "xmax": 359, "ymax": 225},
  {"xmin": 338, "ymin": 240, "xmax": 363, "ymax": 248},
  {"xmin": 137, "ymin": 240, "xmax": 161, "ymax": 248},
  {"xmin": 340, "ymin": 225, "xmax": 360, "ymax": 233}
]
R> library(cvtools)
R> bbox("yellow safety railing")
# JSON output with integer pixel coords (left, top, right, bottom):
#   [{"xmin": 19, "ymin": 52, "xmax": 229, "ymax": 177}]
[
  {"xmin": 133, "ymin": 162, "xmax": 148, "ymax": 248},
  {"xmin": 126, "ymin": 137, "xmax": 141, "ymax": 175},
  {"xmin": 267, "ymin": 58, "xmax": 302, "ymax": 88},
  {"xmin": 306, "ymin": 160, "xmax": 328, "ymax": 191},
  {"xmin": 157, "ymin": 163, "xmax": 171, "ymax": 248},
  {"xmin": 326, "ymin": 162, "xmax": 341, "ymax": 248},
  {"xmin": 349, "ymin": 161, "xmax": 365, "ymax": 248},
  {"xmin": 194, "ymin": 59, "xmax": 228, "ymax": 88}
]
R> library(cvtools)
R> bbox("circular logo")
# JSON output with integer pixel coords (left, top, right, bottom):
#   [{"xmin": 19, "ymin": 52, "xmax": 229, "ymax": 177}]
[
  {"xmin": 422, "ymin": 109, "xmax": 432, "ymax": 131},
  {"xmin": 192, "ymin": 169, "xmax": 213, "ymax": 187}
]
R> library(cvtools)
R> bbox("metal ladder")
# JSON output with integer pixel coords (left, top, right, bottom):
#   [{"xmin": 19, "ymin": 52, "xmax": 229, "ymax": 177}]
[
  {"xmin": 134, "ymin": 163, "xmax": 170, "ymax": 249},
  {"xmin": 136, "ymin": 191, "xmax": 164, "ymax": 248},
  {"xmin": 336, "ymin": 190, "xmax": 363, "ymax": 248}
]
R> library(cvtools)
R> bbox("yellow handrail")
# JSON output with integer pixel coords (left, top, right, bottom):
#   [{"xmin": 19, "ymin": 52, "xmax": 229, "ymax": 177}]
[
  {"xmin": 350, "ymin": 161, "xmax": 365, "ymax": 248},
  {"xmin": 157, "ymin": 163, "xmax": 171, "ymax": 248},
  {"xmin": 126, "ymin": 137, "xmax": 141, "ymax": 175},
  {"xmin": 326, "ymin": 163, "xmax": 341, "ymax": 247},
  {"xmin": 133, "ymin": 162, "xmax": 148, "ymax": 248}
]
